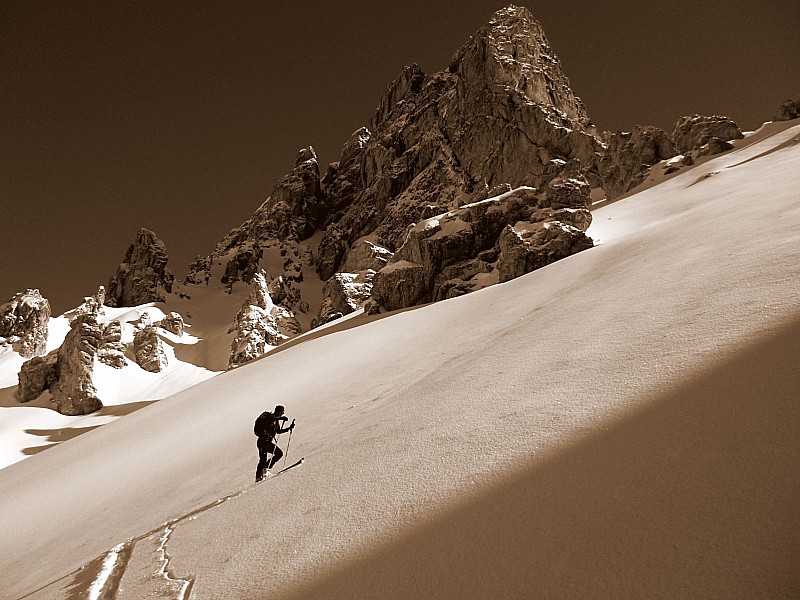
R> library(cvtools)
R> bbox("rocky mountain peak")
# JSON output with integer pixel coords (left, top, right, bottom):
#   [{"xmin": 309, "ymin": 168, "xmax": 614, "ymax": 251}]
[{"xmin": 186, "ymin": 5, "xmax": 604, "ymax": 348}]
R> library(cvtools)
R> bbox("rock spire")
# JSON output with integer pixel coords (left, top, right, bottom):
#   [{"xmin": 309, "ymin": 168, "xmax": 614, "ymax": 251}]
[{"xmin": 106, "ymin": 228, "xmax": 175, "ymax": 307}]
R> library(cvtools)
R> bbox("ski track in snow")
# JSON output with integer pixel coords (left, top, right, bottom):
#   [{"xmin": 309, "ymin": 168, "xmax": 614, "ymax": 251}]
[
  {"xmin": 34, "ymin": 482, "xmax": 262, "ymax": 599},
  {"xmin": 36, "ymin": 463, "xmax": 303, "ymax": 599}
]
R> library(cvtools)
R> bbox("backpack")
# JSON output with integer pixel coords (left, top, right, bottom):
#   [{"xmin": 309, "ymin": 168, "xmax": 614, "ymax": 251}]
[{"xmin": 254, "ymin": 411, "xmax": 278, "ymax": 438}]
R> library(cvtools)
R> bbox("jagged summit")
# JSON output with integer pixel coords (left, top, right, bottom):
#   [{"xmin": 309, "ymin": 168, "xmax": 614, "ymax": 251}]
[
  {"xmin": 179, "ymin": 3, "xmax": 601, "ymax": 355},
  {"xmin": 453, "ymin": 4, "xmax": 594, "ymax": 131}
]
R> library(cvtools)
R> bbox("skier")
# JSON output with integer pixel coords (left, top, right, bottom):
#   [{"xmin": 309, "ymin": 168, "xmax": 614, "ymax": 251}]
[{"xmin": 254, "ymin": 404, "xmax": 295, "ymax": 482}]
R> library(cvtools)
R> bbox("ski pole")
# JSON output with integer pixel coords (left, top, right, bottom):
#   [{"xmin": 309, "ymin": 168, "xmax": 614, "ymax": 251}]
[{"xmin": 282, "ymin": 419, "xmax": 295, "ymax": 469}]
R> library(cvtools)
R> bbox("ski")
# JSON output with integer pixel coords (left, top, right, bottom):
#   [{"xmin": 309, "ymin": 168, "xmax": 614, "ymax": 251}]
[
  {"xmin": 257, "ymin": 458, "xmax": 304, "ymax": 484},
  {"xmin": 278, "ymin": 457, "xmax": 304, "ymax": 474}
]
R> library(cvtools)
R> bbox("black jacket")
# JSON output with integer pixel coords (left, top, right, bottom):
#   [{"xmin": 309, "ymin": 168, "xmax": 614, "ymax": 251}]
[{"xmin": 254, "ymin": 411, "xmax": 292, "ymax": 441}]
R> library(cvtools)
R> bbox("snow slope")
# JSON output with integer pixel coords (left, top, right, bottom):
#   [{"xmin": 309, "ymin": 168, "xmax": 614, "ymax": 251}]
[
  {"xmin": 1, "ymin": 122, "xmax": 799, "ymax": 599},
  {"xmin": 0, "ymin": 304, "xmax": 221, "ymax": 470}
]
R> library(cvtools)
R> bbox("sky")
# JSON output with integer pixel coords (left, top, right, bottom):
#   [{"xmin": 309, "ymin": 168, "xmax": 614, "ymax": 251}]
[
  {"xmin": 2, "ymin": 119, "xmax": 799, "ymax": 597},
  {"xmin": 3, "ymin": 0, "xmax": 799, "ymax": 314}
]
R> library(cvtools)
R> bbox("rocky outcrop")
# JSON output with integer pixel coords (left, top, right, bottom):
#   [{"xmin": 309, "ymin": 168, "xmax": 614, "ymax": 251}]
[
  {"xmin": 50, "ymin": 315, "xmax": 103, "ymax": 415},
  {"xmin": 64, "ymin": 287, "xmax": 106, "ymax": 321},
  {"xmin": 774, "ymin": 97, "xmax": 800, "ymax": 121},
  {"xmin": 98, "ymin": 320, "xmax": 127, "ymax": 369},
  {"xmin": 599, "ymin": 126, "xmax": 677, "ymax": 199},
  {"xmin": 313, "ymin": 272, "xmax": 376, "ymax": 328},
  {"xmin": 0, "ymin": 289, "xmax": 51, "ymax": 358},
  {"xmin": 220, "ymin": 242, "xmax": 263, "ymax": 293},
  {"xmin": 229, "ymin": 272, "xmax": 302, "ymax": 368},
  {"xmin": 16, "ymin": 313, "xmax": 109, "ymax": 412},
  {"xmin": 133, "ymin": 325, "xmax": 168, "ymax": 373},
  {"xmin": 185, "ymin": 255, "xmax": 212, "ymax": 286},
  {"xmin": 106, "ymin": 229, "xmax": 175, "ymax": 307},
  {"xmin": 312, "ymin": 237, "xmax": 394, "ymax": 327},
  {"xmin": 213, "ymin": 147, "xmax": 324, "ymax": 258},
  {"xmin": 372, "ymin": 180, "xmax": 593, "ymax": 311},
  {"xmin": 671, "ymin": 114, "xmax": 743, "ymax": 154},
  {"xmin": 497, "ymin": 220, "xmax": 592, "ymax": 282},
  {"xmin": 340, "ymin": 237, "xmax": 394, "ymax": 273}
]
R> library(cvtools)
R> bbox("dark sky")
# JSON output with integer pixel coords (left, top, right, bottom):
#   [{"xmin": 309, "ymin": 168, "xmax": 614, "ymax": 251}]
[{"xmin": 3, "ymin": 1, "xmax": 799, "ymax": 314}]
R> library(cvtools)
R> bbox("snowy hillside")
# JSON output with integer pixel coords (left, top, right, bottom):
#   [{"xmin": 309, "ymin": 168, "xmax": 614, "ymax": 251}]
[{"xmin": 2, "ymin": 121, "xmax": 799, "ymax": 599}]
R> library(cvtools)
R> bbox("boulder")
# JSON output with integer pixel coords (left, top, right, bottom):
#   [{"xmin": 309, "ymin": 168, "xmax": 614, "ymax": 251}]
[
  {"xmin": 371, "ymin": 261, "xmax": 427, "ymax": 312},
  {"xmin": 106, "ymin": 228, "xmax": 175, "ymax": 307},
  {"xmin": 133, "ymin": 325, "xmax": 168, "ymax": 373},
  {"xmin": 774, "ymin": 97, "xmax": 800, "ymax": 121},
  {"xmin": 17, "ymin": 351, "xmax": 58, "ymax": 403},
  {"xmin": 671, "ymin": 114, "xmax": 743, "ymax": 154},
  {"xmin": 599, "ymin": 126, "xmax": 677, "ymax": 199},
  {"xmin": 697, "ymin": 136, "xmax": 734, "ymax": 157},
  {"xmin": 50, "ymin": 315, "xmax": 103, "ymax": 415},
  {"xmin": 0, "ymin": 289, "xmax": 50, "ymax": 358}
]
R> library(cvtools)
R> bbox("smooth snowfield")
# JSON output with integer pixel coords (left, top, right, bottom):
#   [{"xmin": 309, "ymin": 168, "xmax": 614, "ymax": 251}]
[{"xmin": 2, "ymin": 123, "xmax": 800, "ymax": 599}]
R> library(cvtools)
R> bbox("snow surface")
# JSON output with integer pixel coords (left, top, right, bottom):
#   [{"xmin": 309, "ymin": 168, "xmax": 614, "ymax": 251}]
[{"xmin": 1, "ymin": 122, "xmax": 799, "ymax": 599}]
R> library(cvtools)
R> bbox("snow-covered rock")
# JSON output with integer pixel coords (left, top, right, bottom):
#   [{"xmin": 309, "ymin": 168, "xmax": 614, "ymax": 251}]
[
  {"xmin": 0, "ymin": 289, "xmax": 51, "ymax": 358},
  {"xmin": 97, "ymin": 320, "xmax": 126, "ymax": 369},
  {"xmin": 106, "ymin": 229, "xmax": 175, "ymax": 307},
  {"xmin": 133, "ymin": 325, "xmax": 168, "ymax": 373},
  {"xmin": 372, "ymin": 183, "xmax": 593, "ymax": 310},
  {"xmin": 64, "ymin": 286, "xmax": 106, "ymax": 321},
  {"xmin": 313, "ymin": 271, "xmax": 375, "ymax": 328},
  {"xmin": 697, "ymin": 136, "xmax": 735, "ymax": 157},
  {"xmin": 229, "ymin": 271, "xmax": 301, "ymax": 368},
  {"xmin": 157, "ymin": 312, "xmax": 185, "ymax": 336},
  {"xmin": 497, "ymin": 220, "xmax": 593, "ymax": 282}
]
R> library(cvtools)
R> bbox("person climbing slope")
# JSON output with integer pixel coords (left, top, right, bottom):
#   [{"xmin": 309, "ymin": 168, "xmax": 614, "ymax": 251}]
[{"xmin": 254, "ymin": 404, "xmax": 295, "ymax": 482}]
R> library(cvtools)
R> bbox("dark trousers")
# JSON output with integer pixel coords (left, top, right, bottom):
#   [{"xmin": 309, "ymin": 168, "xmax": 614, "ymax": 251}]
[{"xmin": 256, "ymin": 438, "xmax": 283, "ymax": 481}]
